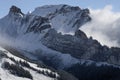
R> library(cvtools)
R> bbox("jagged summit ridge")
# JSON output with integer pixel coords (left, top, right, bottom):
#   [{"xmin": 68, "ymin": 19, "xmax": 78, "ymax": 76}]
[
  {"xmin": 32, "ymin": 4, "xmax": 91, "ymax": 33},
  {"xmin": 7, "ymin": 5, "xmax": 91, "ymax": 34}
]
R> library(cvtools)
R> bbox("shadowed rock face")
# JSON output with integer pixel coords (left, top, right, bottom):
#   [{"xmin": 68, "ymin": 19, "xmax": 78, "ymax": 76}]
[
  {"xmin": 41, "ymin": 28, "xmax": 99, "ymax": 59},
  {"xmin": 41, "ymin": 28, "xmax": 120, "ymax": 66}
]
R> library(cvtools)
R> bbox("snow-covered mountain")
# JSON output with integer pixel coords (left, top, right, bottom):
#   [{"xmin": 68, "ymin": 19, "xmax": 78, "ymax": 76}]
[
  {"xmin": 0, "ymin": 5, "xmax": 89, "ymax": 69},
  {"xmin": 1, "ymin": 4, "xmax": 120, "ymax": 80}
]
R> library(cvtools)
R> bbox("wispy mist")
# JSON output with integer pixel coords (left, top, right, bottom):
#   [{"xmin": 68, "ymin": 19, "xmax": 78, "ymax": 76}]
[{"xmin": 81, "ymin": 5, "xmax": 120, "ymax": 47}]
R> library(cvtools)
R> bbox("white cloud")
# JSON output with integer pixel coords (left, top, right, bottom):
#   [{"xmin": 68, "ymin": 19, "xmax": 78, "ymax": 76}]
[{"xmin": 80, "ymin": 5, "xmax": 120, "ymax": 47}]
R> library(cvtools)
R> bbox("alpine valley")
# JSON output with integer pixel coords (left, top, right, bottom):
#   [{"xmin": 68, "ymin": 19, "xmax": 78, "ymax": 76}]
[{"xmin": 0, "ymin": 5, "xmax": 120, "ymax": 80}]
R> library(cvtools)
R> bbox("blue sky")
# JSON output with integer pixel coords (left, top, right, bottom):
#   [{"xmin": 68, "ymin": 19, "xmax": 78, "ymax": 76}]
[{"xmin": 0, "ymin": 0, "xmax": 120, "ymax": 18}]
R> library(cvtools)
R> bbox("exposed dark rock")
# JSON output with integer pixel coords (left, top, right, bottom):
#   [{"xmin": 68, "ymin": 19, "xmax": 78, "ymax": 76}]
[
  {"xmin": 75, "ymin": 30, "xmax": 88, "ymax": 39},
  {"xmin": 9, "ymin": 5, "xmax": 24, "ymax": 15},
  {"xmin": 26, "ymin": 16, "xmax": 51, "ymax": 33}
]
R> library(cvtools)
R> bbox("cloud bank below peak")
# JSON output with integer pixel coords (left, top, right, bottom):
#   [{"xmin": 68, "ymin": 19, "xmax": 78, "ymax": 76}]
[{"xmin": 80, "ymin": 5, "xmax": 120, "ymax": 47}]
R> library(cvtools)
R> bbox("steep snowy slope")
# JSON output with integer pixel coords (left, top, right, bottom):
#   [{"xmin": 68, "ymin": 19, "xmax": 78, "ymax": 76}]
[
  {"xmin": 32, "ymin": 4, "xmax": 91, "ymax": 33},
  {"xmin": 0, "ymin": 47, "xmax": 59, "ymax": 80}
]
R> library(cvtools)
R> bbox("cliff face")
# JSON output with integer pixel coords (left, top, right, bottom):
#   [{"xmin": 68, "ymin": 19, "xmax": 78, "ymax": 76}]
[{"xmin": 41, "ymin": 28, "xmax": 120, "ymax": 66}]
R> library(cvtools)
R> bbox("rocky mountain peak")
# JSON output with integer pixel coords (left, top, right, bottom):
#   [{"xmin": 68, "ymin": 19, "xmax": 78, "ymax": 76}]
[{"xmin": 9, "ymin": 5, "xmax": 24, "ymax": 15}]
